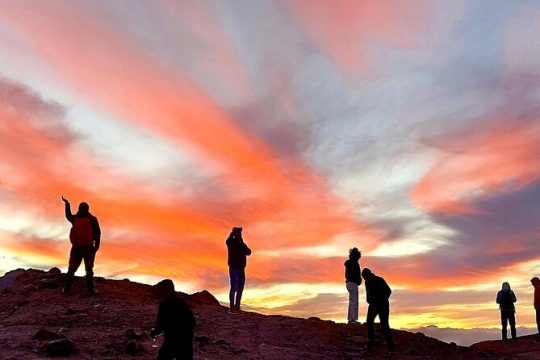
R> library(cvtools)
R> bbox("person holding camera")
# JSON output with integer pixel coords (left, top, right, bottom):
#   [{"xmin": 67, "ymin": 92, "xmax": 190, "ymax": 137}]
[{"xmin": 226, "ymin": 227, "xmax": 252, "ymax": 314}]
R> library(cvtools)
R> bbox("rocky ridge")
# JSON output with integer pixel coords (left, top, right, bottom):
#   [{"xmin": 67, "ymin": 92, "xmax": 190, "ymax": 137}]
[{"xmin": 1, "ymin": 268, "xmax": 540, "ymax": 359}]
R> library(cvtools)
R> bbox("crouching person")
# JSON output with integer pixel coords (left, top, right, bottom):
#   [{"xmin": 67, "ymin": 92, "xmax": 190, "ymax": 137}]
[{"xmin": 151, "ymin": 279, "xmax": 196, "ymax": 360}]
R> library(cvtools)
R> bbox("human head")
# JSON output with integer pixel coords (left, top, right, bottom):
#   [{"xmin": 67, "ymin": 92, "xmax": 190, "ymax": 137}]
[
  {"xmin": 349, "ymin": 247, "xmax": 361, "ymax": 261},
  {"xmin": 501, "ymin": 282, "xmax": 511, "ymax": 291},
  {"xmin": 231, "ymin": 227, "xmax": 243, "ymax": 236},
  {"xmin": 152, "ymin": 279, "xmax": 176, "ymax": 299},
  {"xmin": 531, "ymin": 277, "xmax": 540, "ymax": 286},
  {"xmin": 361, "ymin": 268, "xmax": 373, "ymax": 280},
  {"xmin": 78, "ymin": 202, "xmax": 89, "ymax": 214}
]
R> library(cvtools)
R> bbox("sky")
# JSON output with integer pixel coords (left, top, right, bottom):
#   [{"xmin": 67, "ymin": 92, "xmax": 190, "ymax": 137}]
[{"xmin": 1, "ymin": 0, "xmax": 540, "ymax": 345}]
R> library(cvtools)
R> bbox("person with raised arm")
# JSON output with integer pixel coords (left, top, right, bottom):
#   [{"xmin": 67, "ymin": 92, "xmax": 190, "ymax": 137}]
[{"xmin": 61, "ymin": 196, "xmax": 101, "ymax": 294}]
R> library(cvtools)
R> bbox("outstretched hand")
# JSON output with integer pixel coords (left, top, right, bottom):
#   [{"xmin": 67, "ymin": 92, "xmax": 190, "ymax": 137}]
[{"xmin": 61, "ymin": 195, "xmax": 69, "ymax": 204}]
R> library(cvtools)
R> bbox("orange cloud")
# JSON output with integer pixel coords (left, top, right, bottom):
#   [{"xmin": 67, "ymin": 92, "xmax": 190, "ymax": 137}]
[
  {"xmin": 0, "ymin": 1, "xmax": 381, "ymax": 295},
  {"xmin": 413, "ymin": 119, "xmax": 540, "ymax": 214}
]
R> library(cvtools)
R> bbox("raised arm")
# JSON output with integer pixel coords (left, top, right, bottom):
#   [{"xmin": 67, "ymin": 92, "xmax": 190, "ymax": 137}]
[{"xmin": 62, "ymin": 196, "xmax": 74, "ymax": 223}]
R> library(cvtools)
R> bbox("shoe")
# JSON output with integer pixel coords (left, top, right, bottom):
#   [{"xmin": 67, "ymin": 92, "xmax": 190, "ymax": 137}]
[
  {"xmin": 86, "ymin": 288, "xmax": 98, "ymax": 294},
  {"xmin": 347, "ymin": 320, "xmax": 360, "ymax": 325},
  {"xmin": 62, "ymin": 288, "xmax": 71, "ymax": 294}
]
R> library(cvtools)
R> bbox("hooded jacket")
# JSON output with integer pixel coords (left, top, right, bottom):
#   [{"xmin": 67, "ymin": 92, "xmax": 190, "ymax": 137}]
[
  {"xmin": 344, "ymin": 258, "xmax": 361, "ymax": 285},
  {"xmin": 496, "ymin": 282, "xmax": 517, "ymax": 311}
]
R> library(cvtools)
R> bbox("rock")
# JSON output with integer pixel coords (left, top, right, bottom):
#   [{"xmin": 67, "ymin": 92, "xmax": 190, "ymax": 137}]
[
  {"xmin": 195, "ymin": 335, "xmax": 210, "ymax": 347},
  {"xmin": 125, "ymin": 339, "xmax": 145, "ymax": 355},
  {"xmin": 0, "ymin": 268, "xmax": 25, "ymax": 290},
  {"xmin": 213, "ymin": 338, "xmax": 230, "ymax": 348},
  {"xmin": 42, "ymin": 338, "xmax": 77, "ymax": 356},
  {"xmin": 125, "ymin": 328, "xmax": 149, "ymax": 341},
  {"xmin": 47, "ymin": 267, "xmax": 61, "ymax": 277},
  {"xmin": 39, "ymin": 278, "xmax": 61, "ymax": 289},
  {"xmin": 189, "ymin": 290, "xmax": 220, "ymax": 306},
  {"xmin": 15, "ymin": 284, "xmax": 37, "ymax": 295},
  {"xmin": 32, "ymin": 329, "xmax": 65, "ymax": 342}
]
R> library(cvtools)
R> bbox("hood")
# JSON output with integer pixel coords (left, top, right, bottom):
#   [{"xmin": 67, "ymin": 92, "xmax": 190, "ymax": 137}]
[{"xmin": 501, "ymin": 282, "xmax": 511, "ymax": 291}]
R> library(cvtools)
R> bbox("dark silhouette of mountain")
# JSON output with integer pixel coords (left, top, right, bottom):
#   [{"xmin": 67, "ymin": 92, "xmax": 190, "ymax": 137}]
[{"xmin": 1, "ymin": 268, "xmax": 540, "ymax": 359}]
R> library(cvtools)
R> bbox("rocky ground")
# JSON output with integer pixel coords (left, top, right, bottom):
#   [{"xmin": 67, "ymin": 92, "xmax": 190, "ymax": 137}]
[{"xmin": 1, "ymin": 268, "xmax": 540, "ymax": 359}]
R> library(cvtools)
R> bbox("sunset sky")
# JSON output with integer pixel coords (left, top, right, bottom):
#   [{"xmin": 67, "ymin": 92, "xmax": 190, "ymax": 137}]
[{"xmin": 1, "ymin": 0, "xmax": 540, "ymax": 343}]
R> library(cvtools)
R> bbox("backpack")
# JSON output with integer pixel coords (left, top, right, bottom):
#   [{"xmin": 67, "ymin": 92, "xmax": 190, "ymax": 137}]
[{"xmin": 70, "ymin": 217, "xmax": 94, "ymax": 246}]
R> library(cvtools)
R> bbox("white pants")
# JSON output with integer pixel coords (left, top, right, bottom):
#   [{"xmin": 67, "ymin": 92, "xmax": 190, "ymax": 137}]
[{"xmin": 346, "ymin": 282, "xmax": 359, "ymax": 322}]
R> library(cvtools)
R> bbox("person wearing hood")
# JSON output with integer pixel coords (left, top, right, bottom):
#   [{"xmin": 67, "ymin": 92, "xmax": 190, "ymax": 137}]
[
  {"xmin": 62, "ymin": 196, "xmax": 101, "ymax": 293},
  {"xmin": 496, "ymin": 281, "xmax": 517, "ymax": 341},
  {"xmin": 344, "ymin": 247, "xmax": 362, "ymax": 324},
  {"xmin": 531, "ymin": 277, "xmax": 540, "ymax": 338}
]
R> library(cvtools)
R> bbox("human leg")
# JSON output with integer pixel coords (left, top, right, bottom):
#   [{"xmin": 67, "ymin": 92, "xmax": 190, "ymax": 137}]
[
  {"xmin": 234, "ymin": 269, "xmax": 246, "ymax": 308},
  {"xmin": 366, "ymin": 304, "xmax": 378, "ymax": 345},
  {"xmin": 83, "ymin": 246, "xmax": 96, "ymax": 291},
  {"xmin": 229, "ymin": 268, "xmax": 239, "ymax": 309},
  {"xmin": 378, "ymin": 305, "xmax": 394, "ymax": 349},
  {"xmin": 508, "ymin": 311, "xmax": 517, "ymax": 340},
  {"xmin": 346, "ymin": 282, "xmax": 358, "ymax": 323},
  {"xmin": 536, "ymin": 309, "xmax": 540, "ymax": 335},
  {"xmin": 64, "ymin": 247, "xmax": 83, "ymax": 292},
  {"xmin": 501, "ymin": 311, "xmax": 508, "ymax": 340}
]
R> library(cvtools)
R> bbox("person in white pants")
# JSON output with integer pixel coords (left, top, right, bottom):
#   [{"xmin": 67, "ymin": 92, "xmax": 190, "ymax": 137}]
[{"xmin": 344, "ymin": 247, "xmax": 362, "ymax": 324}]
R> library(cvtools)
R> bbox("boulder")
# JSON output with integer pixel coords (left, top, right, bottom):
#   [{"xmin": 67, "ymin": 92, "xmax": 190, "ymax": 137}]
[
  {"xmin": 32, "ymin": 329, "xmax": 64, "ymax": 342},
  {"xmin": 42, "ymin": 338, "xmax": 77, "ymax": 357},
  {"xmin": 189, "ymin": 290, "xmax": 220, "ymax": 306}
]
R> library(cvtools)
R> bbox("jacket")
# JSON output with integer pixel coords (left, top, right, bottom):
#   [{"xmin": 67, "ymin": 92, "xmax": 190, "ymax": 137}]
[
  {"xmin": 153, "ymin": 295, "xmax": 196, "ymax": 341},
  {"xmin": 365, "ymin": 275, "xmax": 392, "ymax": 306},
  {"xmin": 226, "ymin": 235, "xmax": 252, "ymax": 269},
  {"xmin": 344, "ymin": 259, "xmax": 361, "ymax": 285},
  {"xmin": 496, "ymin": 282, "xmax": 517, "ymax": 311},
  {"xmin": 65, "ymin": 202, "xmax": 101, "ymax": 249}
]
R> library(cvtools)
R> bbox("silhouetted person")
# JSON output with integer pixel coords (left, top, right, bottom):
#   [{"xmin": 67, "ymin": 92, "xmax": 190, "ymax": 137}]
[
  {"xmin": 62, "ymin": 196, "xmax": 100, "ymax": 293},
  {"xmin": 496, "ymin": 281, "xmax": 517, "ymax": 342},
  {"xmin": 361, "ymin": 268, "xmax": 394, "ymax": 350},
  {"xmin": 226, "ymin": 227, "xmax": 251, "ymax": 313},
  {"xmin": 151, "ymin": 279, "xmax": 196, "ymax": 360},
  {"xmin": 344, "ymin": 247, "xmax": 362, "ymax": 324},
  {"xmin": 531, "ymin": 277, "xmax": 540, "ymax": 339}
]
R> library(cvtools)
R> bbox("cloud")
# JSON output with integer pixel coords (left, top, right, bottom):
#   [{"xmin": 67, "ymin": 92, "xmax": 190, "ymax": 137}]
[{"xmin": 285, "ymin": 0, "xmax": 432, "ymax": 74}]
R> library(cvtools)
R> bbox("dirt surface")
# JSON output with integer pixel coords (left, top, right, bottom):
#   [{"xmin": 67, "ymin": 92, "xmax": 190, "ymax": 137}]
[{"xmin": 1, "ymin": 268, "xmax": 539, "ymax": 359}]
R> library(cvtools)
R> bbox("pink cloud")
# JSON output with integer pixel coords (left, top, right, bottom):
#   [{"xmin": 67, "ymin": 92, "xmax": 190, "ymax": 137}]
[{"xmin": 286, "ymin": 0, "xmax": 431, "ymax": 74}]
